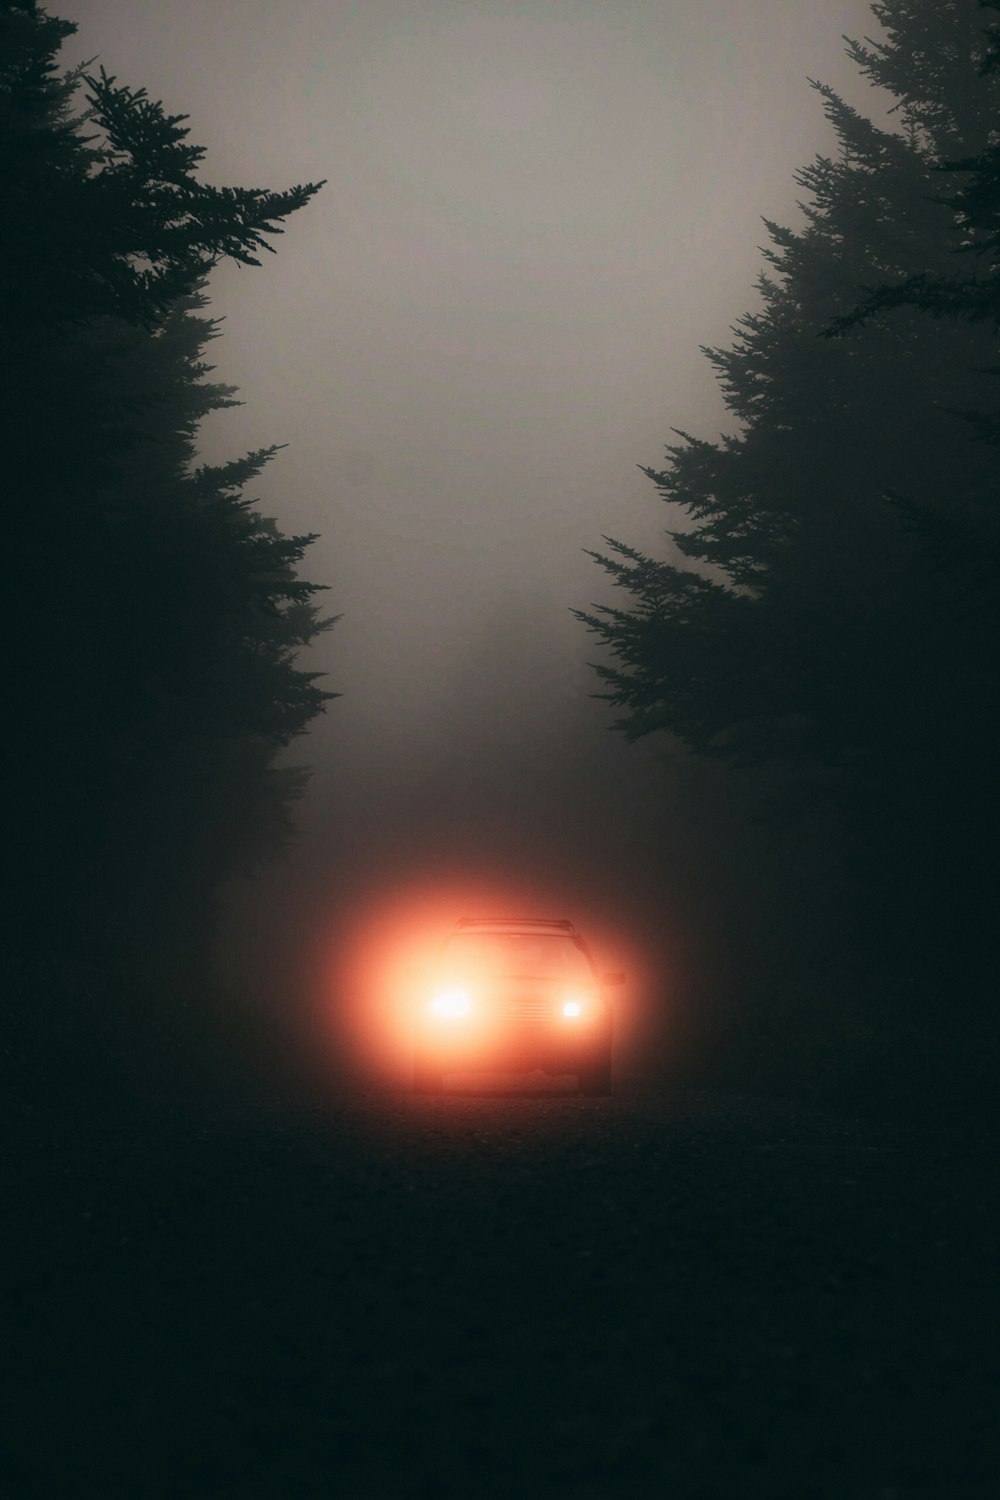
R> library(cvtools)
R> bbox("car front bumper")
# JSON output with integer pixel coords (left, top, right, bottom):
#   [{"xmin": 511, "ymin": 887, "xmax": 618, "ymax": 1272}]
[{"xmin": 414, "ymin": 1016, "xmax": 611, "ymax": 1073}]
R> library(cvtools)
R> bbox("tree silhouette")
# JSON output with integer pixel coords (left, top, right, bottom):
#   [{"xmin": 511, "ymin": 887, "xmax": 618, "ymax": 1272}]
[
  {"xmin": 3, "ymin": 2, "xmax": 334, "ymax": 1035},
  {"xmin": 575, "ymin": 0, "xmax": 1000, "ymax": 1099}
]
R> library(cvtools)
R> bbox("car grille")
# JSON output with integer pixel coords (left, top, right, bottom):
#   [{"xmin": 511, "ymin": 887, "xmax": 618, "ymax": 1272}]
[{"xmin": 496, "ymin": 994, "xmax": 556, "ymax": 1022}]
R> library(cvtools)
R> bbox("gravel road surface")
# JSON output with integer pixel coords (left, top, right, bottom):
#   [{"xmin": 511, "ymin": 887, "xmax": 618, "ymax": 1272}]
[{"xmin": 5, "ymin": 1077, "xmax": 997, "ymax": 1498}]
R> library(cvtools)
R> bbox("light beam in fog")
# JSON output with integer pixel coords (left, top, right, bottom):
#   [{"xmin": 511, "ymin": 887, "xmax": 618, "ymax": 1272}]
[
  {"xmin": 316, "ymin": 872, "xmax": 650, "ymax": 1087},
  {"xmin": 57, "ymin": 0, "xmax": 878, "ymax": 1095}
]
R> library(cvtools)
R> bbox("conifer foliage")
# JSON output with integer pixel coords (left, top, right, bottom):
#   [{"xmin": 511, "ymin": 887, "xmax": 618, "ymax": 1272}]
[
  {"xmin": 576, "ymin": 0, "xmax": 1000, "ymax": 1090},
  {"xmin": 3, "ymin": 1, "xmax": 333, "ymax": 1005}
]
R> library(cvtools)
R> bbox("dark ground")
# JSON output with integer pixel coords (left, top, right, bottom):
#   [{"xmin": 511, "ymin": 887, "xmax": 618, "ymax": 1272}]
[{"xmin": 4, "ymin": 1072, "xmax": 998, "ymax": 1498}]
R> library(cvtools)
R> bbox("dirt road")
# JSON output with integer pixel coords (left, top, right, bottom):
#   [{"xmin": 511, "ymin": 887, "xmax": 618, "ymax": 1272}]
[{"xmin": 5, "ymin": 1078, "xmax": 997, "ymax": 1497}]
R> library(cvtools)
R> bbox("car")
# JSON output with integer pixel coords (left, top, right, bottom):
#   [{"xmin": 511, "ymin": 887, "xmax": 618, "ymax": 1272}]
[{"xmin": 412, "ymin": 916, "xmax": 622, "ymax": 1095}]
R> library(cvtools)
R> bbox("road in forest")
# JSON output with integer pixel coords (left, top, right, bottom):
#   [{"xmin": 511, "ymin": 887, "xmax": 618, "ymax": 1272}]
[{"xmin": 5, "ymin": 1077, "xmax": 997, "ymax": 1498}]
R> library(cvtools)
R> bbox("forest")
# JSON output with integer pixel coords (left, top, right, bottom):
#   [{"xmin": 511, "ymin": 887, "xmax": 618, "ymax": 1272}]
[
  {"xmin": 5, "ymin": 4, "xmax": 999, "ymax": 1496},
  {"xmin": 576, "ymin": 0, "xmax": 1000, "ymax": 1118},
  {"xmin": 5, "ymin": 0, "xmax": 1000, "ymax": 1125},
  {"xmin": 5, "ymin": 0, "xmax": 333, "ymax": 1111}
]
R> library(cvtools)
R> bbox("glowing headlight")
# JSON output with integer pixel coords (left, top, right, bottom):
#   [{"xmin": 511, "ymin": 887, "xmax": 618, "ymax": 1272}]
[
  {"xmin": 430, "ymin": 988, "xmax": 471, "ymax": 1020},
  {"xmin": 562, "ymin": 1000, "xmax": 583, "ymax": 1019}
]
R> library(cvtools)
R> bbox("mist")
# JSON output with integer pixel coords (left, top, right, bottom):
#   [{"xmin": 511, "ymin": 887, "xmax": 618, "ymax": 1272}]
[
  {"xmin": 51, "ymin": 0, "xmax": 881, "ymax": 1091},
  {"xmin": 12, "ymin": 6, "xmax": 1000, "ymax": 1494}
]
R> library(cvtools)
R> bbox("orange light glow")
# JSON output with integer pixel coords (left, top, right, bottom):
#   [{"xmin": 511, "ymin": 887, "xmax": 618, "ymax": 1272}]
[
  {"xmin": 430, "ymin": 987, "xmax": 472, "ymax": 1020},
  {"xmin": 314, "ymin": 868, "xmax": 647, "ymax": 1086},
  {"xmin": 562, "ymin": 1000, "xmax": 582, "ymax": 1018}
]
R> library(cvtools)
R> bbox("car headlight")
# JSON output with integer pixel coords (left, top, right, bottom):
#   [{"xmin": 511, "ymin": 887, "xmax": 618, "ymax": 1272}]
[
  {"xmin": 430, "ymin": 988, "xmax": 471, "ymax": 1020},
  {"xmin": 560, "ymin": 990, "xmax": 603, "ymax": 1021}
]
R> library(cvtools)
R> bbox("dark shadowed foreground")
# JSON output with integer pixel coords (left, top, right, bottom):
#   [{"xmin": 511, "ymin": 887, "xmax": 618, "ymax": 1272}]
[{"xmin": 5, "ymin": 1079, "xmax": 997, "ymax": 1498}]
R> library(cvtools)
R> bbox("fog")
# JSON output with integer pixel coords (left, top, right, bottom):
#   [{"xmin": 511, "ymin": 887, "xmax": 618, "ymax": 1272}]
[{"xmin": 59, "ymin": 0, "xmax": 880, "ymax": 1080}]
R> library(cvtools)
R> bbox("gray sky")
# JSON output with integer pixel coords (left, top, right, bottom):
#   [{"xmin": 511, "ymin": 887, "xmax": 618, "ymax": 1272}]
[
  {"xmin": 58, "ymin": 0, "xmax": 880, "ymax": 744},
  {"xmin": 57, "ymin": 1, "xmax": 883, "ymax": 1041}
]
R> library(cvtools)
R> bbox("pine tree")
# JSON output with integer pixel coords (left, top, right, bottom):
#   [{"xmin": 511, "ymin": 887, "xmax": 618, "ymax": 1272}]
[
  {"xmin": 2, "ymin": 4, "xmax": 333, "ymax": 1015},
  {"xmin": 74, "ymin": 293, "xmax": 337, "ymax": 985},
  {"xmin": 575, "ymin": 0, "xmax": 1000, "ymax": 1096},
  {"xmin": 832, "ymin": 0, "xmax": 1000, "ymax": 328}
]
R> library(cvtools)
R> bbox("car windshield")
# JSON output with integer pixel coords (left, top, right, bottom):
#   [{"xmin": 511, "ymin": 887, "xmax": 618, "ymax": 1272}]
[{"xmin": 442, "ymin": 932, "xmax": 593, "ymax": 982}]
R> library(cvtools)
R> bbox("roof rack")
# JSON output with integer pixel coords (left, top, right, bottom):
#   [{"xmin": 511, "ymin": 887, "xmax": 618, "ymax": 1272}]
[{"xmin": 455, "ymin": 917, "xmax": 575, "ymax": 932}]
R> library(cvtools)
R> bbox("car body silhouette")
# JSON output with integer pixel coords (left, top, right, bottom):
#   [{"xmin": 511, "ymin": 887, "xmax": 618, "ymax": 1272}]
[{"xmin": 412, "ymin": 917, "xmax": 620, "ymax": 1094}]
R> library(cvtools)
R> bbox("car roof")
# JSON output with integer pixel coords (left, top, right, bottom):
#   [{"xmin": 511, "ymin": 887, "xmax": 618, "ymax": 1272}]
[{"xmin": 452, "ymin": 917, "xmax": 577, "ymax": 935}]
